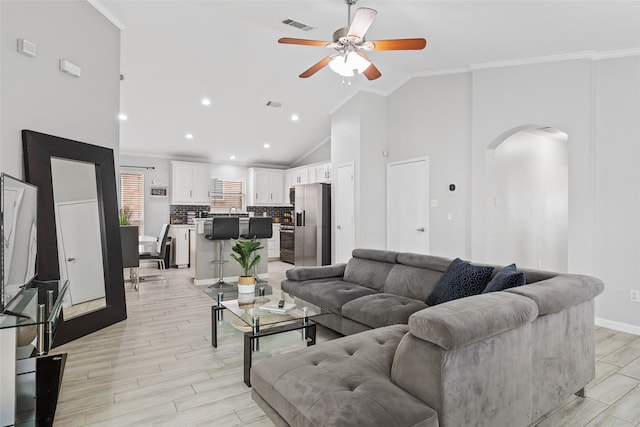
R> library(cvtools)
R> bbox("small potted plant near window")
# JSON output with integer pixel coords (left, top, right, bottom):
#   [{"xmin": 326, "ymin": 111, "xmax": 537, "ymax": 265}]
[{"xmin": 230, "ymin": 238, "xmax": 264, "ymax": 294}]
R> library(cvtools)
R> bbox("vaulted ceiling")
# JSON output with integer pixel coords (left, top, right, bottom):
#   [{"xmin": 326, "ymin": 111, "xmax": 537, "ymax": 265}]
[{"xmin": 98, "ymin": 1, "xmax": 640, "ymax": 167}]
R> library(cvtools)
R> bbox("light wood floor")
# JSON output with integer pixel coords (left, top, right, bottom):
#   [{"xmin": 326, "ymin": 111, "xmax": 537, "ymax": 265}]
[{"xmin": 51, "ymin": 262, "xmax": 640, "ymax": 426}]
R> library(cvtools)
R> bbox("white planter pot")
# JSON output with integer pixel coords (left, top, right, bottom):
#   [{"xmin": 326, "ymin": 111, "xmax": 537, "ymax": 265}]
[{"xmin": 237, "ymin": 283, "xmax": 256, "ymax": 294}]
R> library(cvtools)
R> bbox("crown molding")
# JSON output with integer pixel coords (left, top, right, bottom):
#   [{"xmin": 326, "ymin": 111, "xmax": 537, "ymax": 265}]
[
  {"xmin": 469, "ymin": 51, "xmax": 596, "ymax": 70},
  {"xmin": 593, "ymin": 48, "xmax": 640, "ymax": 60},
  {"xmin": 87, "ymin": 0, "xmax": 125, "ymax": 30},
  {"xmin": 415, "ymin": 67, "xmax": 471, "ymax": 78}
]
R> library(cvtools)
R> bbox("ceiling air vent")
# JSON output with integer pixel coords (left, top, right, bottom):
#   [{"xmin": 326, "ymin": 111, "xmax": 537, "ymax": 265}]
[{"xmin": 282, "ymin": 18, "xmax": 315, "ymax": 32}]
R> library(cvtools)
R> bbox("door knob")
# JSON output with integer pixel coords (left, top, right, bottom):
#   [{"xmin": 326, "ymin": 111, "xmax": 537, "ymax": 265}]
[
  {"xmin": 417, "ymin": 228, "xmax": 425, "ymax": 232},
  {"xmin": 67, "ymin": 257, "xmax": 76, "ymax": 262}
]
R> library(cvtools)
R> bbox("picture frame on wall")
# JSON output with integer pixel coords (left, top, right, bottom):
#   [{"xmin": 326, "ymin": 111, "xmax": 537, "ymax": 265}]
[{"xmin": 150, "ymin": 186, "xmax": 168, "ymax": 197}]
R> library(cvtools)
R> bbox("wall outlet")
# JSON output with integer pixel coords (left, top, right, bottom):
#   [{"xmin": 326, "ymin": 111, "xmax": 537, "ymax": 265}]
[{"xmin": 631, "ymin": 290, "xmax": 640, "ymax": 303}]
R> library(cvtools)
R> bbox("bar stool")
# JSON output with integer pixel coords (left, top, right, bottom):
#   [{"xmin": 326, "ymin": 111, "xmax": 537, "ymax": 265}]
[
  {"xmin": 205, "ymin": 217, "xmax": 239, "ymax": 287},
  {"xmin": 241, "ymin": 217, "xmax": 273, "ymax": 283}
]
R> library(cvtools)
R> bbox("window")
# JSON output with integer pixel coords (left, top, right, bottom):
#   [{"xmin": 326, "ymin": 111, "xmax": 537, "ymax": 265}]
[
  {"xmin": 120, "ymin": 172, "xmax": 144, "ymax": 233},
  {"xmin": 210, "ymin": 178, "xmax": 244, "ymax": 212}
]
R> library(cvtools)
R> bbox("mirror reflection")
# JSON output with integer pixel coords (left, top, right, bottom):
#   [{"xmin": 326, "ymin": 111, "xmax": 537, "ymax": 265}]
[
  {"xmin": 1, "ymin": 174, "xmax": 38, "ymax": 308},
  {"xmin": 50, "ymin": 158, "xmax": 106, "ymax": 319}
]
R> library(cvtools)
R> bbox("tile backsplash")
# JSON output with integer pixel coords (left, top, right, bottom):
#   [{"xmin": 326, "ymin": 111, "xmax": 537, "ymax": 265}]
[
  {"xmin": 246, "ymin": 206, "xmax": 294, "ymax": 223},
  {"xmin": 169, "ymin": 204, "xmax": 294, "ymax": 224}
]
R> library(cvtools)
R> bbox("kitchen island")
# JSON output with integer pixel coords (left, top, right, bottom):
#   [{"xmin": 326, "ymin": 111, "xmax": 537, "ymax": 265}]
[{"xmin": 192, "ymin": 217, "xmax": 269, "ymax": 286}]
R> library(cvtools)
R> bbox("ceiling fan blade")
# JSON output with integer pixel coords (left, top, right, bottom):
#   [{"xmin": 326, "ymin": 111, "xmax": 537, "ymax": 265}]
[
  {"xmin": 348, "ymin": 7, "xmax": 377, "ymax": 38},
  {"xmin": 357, "ymin": 52, "xmax": 382, "ymax": 81},
  {"xmin": 278, "ymin": 37, "xmax": 331, "ymax": 47},
  {"xmin": 299, "ymin": 56, "xmax": 333, "ymax": 78},
  {"xmin": 370, "ymin": 38, "xmax": 427, "ymax": 51}
]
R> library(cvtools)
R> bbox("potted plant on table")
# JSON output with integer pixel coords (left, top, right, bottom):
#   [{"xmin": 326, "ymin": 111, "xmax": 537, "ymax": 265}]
[{"xmin": 230, "ymin": 238, "xmax": 264, "ymax": 294}]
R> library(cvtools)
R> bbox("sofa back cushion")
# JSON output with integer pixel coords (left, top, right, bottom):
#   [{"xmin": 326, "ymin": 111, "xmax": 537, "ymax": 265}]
[
  {"xmin": 343, "ymin": 249, "xmax": 399, "ymax": 291},
  {"xmin": 383, "ymin": 253, "xmax": 451, "ymax": 300}
]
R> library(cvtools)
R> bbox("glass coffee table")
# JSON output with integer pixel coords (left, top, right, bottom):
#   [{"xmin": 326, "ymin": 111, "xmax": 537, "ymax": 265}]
[{"xmin": 204, "ymin": 285, "xmax": 329, "ymax": 387}]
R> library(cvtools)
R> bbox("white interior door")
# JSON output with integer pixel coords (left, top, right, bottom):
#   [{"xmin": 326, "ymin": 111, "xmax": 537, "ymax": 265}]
[
  {"xmin": 387, "ymin": 157, "xmax": 429, "ymax": 254},
  {"xmin": 56, "ymin": 200, "xmax": 105, "ymax": 305},
  {"xmin": 335, "ymin": 163, "xmax": 355, "ymax": 263}
]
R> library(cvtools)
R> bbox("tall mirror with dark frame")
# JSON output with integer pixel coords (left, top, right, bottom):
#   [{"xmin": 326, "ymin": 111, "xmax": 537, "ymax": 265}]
[{"xmin": 22, "ymin": 130, "xmax": 127, "ymax": 346}]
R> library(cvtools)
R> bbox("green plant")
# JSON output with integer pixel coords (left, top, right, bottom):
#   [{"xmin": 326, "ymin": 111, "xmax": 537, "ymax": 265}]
[
  {"xmin": 230, "ymin": 238, "xmax": 264, "ymax": 277},
  {"xmin": 119, "ymin": 206, "xmax": 133, "ymax": 225}
]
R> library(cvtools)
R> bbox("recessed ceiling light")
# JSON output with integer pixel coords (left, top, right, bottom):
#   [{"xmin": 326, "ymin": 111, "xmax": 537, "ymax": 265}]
[
  {"xmin": 201, "ymin": 98, "xmax": 211, "ymax": 106},
  {"xmin": 263, "ymin": 143, "xmax": 270, "ymax": 148},
  {"xmin": 291, "ymin": 114, "xmax": 299, "ymax": 121},
  {"xmin": 229, "ymin": 155, "xmax": 236, "ymax": 160},
  {"xmin": 118, "ymin": 113, "xmax": 128, "ymax": 121},
  {"xmin": 185, "ymin": 133, "xmax": 194, "ymax": 140}
]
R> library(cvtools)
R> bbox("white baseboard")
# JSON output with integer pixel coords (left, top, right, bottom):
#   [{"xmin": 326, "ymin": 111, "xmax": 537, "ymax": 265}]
[{"xmin": 595, "ymin": 317, "xmax": 640, "ymax": 336}]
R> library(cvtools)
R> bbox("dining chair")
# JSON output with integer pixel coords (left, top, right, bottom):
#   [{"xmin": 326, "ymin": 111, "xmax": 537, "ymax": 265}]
[
  {"xmin": 139, "ymin": 224, "xmax": 170, "ymax": 278},
  {"xmin": 120, "ymin": 225, "xmax": 140, "ymax": 290}
]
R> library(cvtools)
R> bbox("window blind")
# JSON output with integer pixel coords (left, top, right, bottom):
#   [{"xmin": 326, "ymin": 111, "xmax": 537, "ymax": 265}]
[
  {"xmin": 210, "ymin": 178, "xmax": 244, "ymax": 211},
  {"xmin": 120, "ymin": 172, "xmax": 144, "ymax": 232}
]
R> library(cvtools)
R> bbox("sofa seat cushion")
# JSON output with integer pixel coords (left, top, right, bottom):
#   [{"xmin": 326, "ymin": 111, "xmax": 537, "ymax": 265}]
[
  {"xmin": 281, "ymin": 279, "xmax": 378, "ymax": 314},
  {"xmin": 251, "ymin": 325, "xmax": 438, "ymax": 427},
  {"xmin": 342, "ymin": 294, "xmax": 429, "ymax": 329}
]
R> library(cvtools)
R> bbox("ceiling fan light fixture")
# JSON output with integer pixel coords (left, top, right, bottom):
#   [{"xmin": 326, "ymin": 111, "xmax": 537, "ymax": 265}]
[{"xmin": 329, "ymin": 52, "xmax": 370, "ymax": 77}]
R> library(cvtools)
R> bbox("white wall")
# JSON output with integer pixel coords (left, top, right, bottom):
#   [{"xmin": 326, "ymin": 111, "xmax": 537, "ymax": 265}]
[
  {"xmin": 486, "ymin": 130, "xmax": 568, "ymax": 272},
  {"xmin": 341, "ymin": 56, "xmax": 640, "ymax": 331},
  {"xmin": 386, "ymin": 73, "xmax": 472, "ymax": 259},
  {"xmin": 470, "ymin": 60, "xmax": 593, "ymax": 276},
  {"xmin": 292, "ymin": 140, "xmax": 331, "ymax": 167},
  {"xmin": 1, "ymin": 1, "xmax": 120, "ymax": 178},
  {"xmin": 331, "ymin": 91, "xmax": 387, "ymax": 253},
  {"xmin": 119, "ymin": 155, "xmax": 171, "ymax": 236},
  {"xmin": 593, "ymin": 56, "xmax": 640, "ymax": 329}
]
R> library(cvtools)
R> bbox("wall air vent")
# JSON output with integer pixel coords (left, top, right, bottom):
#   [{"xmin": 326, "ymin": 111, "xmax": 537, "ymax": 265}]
[
  {"xmin": 266, "ymin": 101, "xmax": 282, "ymax": 108},
  {"xmin": 282, "ymin": 19, "xmax": 315, "ymax": 32}
]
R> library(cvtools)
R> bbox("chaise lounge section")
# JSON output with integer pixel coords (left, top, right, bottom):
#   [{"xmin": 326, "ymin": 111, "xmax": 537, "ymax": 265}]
[{"xmin": 251, "ymin": 249, "xmax": 604, "ymax": 426}]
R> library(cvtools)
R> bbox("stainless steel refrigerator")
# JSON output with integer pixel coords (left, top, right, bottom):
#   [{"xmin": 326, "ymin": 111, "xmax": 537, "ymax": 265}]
[{"xmin": 294, "ymin": 183, "xmax": 331, "ymax": 266}]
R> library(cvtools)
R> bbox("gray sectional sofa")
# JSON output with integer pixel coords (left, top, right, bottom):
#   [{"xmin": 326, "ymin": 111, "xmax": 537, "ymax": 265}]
[{"xmin": 251, "ymin": 249, "xmax": 604, "ymax": 427}]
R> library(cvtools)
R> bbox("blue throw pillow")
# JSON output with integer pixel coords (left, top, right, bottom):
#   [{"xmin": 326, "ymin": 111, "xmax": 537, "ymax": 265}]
[
  {"xmin": 426, "ymin": 258, "xmax": 494, "ymax": 306},
  {"xmin": 482, "ymin": 264, "xmax": 526, "ymax": 293}
]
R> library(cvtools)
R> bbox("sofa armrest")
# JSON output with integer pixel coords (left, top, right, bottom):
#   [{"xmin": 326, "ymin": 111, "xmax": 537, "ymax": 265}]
[
  {"xmin": 506, "ymin": 274, "xmax": 604, "ymax": 315},
  {"xmin": 285, "ymin": 263, "xmax": 347, "ymax": 281},
  {"xmin": 409, "ymin": 293, "xmax": 538, "ymax": 350}
]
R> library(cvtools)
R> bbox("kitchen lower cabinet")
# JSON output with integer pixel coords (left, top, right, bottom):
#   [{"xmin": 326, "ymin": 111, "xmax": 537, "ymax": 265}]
[
  {"xmin": 268, "ymin": 224, "xmax": 281, "ymax": 259},
  {"xmin": 171, "ymin": 226, "xmax": 192, "ymax": 268}
]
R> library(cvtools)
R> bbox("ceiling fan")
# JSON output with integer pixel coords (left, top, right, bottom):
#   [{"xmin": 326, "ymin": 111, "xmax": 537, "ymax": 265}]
[{"xmin": 278, "ymin": 0, "xmax": 427, "ymax": 81}]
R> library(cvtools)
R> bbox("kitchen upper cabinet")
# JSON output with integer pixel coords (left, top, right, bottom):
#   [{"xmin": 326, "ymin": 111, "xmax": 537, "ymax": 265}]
[
  {"xmin": 291, "ymin": 167, "xmax": 309, "ymax": 185},
  {"xmin": 171, "ymin": 161, "xmax": 212, "ymax": 205},
  {"xmin": 248, "ymin": 168, "xmax": 286, "ymax": 205},
  {"xmin": 314, "ymin": 163, "xmax": 331, "ymax": 183}
]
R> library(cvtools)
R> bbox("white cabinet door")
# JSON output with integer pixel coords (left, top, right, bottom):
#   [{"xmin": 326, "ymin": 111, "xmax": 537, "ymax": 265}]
[
  {"xmin": 193, "ymin": 165, "xmax": 212, "ymax": 203},
  {"xmin": 172, "ymin": 227, "xmax": 190, "ymax": 267},
  {"xmin": 269, "ymin": 173, "xmax": 284, "ymax": 204},
  {"xmin": 292, "ymin": 168, "xmax": 309, "ymax": 185},
  {"xmin": 171, "ymin": 162, "xmax": 211, "ymax": 205},
  {"xmin": 172, "ymin": 163, "xmax": 194, "ymax": 204},
  {"xmin": 268, "ymin": 224, "xmax": 280, "ymax": 259},
  {"xmin": 315, "ymin": 163, "xmax": 331, "ymax": 183},
  {"xmin": 254, "ymin": 170, "xmax": 271, "ymax": 204}
]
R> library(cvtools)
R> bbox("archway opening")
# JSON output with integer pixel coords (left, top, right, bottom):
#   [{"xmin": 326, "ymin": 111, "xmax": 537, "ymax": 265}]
[{"xmin": 486, "ymin": 126, "xmax": 568, "ymax": 272}]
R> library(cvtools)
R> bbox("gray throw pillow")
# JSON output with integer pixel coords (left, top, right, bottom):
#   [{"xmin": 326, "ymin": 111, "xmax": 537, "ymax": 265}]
[
  {"xmin": 482, "ymin": 263, "xmax": 526, "ymax": 293},
  {"xmin": 425, "ymin": 258, "xmax": 494, "ymax": 306}
]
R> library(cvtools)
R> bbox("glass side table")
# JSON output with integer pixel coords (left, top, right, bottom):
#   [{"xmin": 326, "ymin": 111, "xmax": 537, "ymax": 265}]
[{"xmin": 0, "ymin": 280, "xmax": 69, "ymax": 426}]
